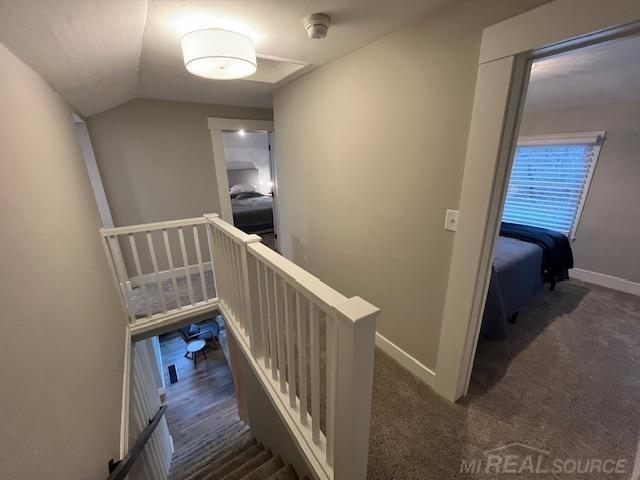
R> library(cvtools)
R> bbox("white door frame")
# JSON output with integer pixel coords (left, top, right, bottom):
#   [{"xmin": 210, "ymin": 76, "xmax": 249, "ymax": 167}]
[
  {"xmin": 433, "ymin": 0, "xmax": 640, "ymax": 402},
  {"xmin": 207, "ymin": 118, "xmax": 278, "ymax": 237}
]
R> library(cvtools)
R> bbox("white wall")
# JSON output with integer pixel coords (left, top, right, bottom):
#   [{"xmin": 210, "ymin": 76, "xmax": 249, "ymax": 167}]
[
  {"xmin": 87, "ymin": 98, "xmax": 273, "ymax": 226},
  {"xmin": 520, "ymin": 101, "xmax": 640, "ymax": 283},
  {"xmin": 272, "ymin": 0, "xmax": 550, "ymax": 370},
  {"xmin": 0, "ymin": 41, "xmax": 126, "ymax": 479}
]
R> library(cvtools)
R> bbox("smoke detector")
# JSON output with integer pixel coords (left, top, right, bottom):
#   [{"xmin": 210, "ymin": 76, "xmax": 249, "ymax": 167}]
[{"xmin": 303, "ymin": 13, "xmax": 331, "ymax": 39}]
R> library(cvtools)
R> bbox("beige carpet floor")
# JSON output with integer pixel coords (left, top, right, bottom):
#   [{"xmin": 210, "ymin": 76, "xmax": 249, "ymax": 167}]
[{"xmin": 367, "ymin": 279, "xmax": 640, "ymax": 479}]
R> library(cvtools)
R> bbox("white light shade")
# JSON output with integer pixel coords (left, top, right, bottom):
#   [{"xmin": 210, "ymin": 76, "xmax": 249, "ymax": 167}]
[{"xmin": 181, "ymin": 29, "xmax": 257, "ymax": 80}]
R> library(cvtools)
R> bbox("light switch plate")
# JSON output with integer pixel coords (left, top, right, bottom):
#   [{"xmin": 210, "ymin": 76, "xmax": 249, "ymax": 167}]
[{"xmin": 444, "ymin": 209, "xmax": 459, "ymax": 232}]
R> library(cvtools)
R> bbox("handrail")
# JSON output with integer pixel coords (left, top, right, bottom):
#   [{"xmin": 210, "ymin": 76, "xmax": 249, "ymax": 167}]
[
  {"xmin": 106, "ymin": 404, "xmax": 167, "ymax": 480},
  {"xmin": 206, "ymin": 214, "xmax": 379, "ymax": 480},
  {"xmin": 100, "ymin": 216, "xmax": 207, "ymax": 236}
]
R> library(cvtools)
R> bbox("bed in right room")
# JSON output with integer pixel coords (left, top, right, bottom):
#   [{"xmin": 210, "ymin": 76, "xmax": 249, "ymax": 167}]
[{"xmin": 480, "ymin": 222, "xmax": 574, "ymax": 339}]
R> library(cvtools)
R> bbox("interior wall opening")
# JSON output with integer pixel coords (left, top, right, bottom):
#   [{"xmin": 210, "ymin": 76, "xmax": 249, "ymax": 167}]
[
  {"xmin": 467, "ymin": 32, "xmax": 640, "ymax": 469},
  {"xmin": 223, "ymin": 130, "xmax": 278, "ymax": 251}
]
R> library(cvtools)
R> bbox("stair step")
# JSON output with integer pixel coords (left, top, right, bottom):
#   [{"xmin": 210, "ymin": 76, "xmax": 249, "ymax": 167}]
[
  {"xmin": 219, "ymin": 449, "xmax": 273, "ymax": 480},
  {"xmin": 172, "ymin": 437, "xmax": 256, "ymax": 480},
  {"xmin": 171, "ymin": 430, "xmax": 252, "ymax": 473},
  {"xmin": 172, "ymin": 423, "xmax": 249, "ymax": 464},
  {"xmin": 268, "ymin": 465, "xmax": 298, "ymax": 480},
  {"xmin": 239, "ymin": 455, "xmax": 284, "ymax": 480},
  {"xmin": 199, "ymin": 443, "xmax": 265, "ymax": 480}
]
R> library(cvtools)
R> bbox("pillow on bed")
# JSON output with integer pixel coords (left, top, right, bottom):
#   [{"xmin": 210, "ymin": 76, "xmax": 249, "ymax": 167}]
[
  {"xmin": 230, "ymin": 183, "xmax": 257, "ymax": 196},
  {"xmin": 235, "ymin": 191, "xmax": 264, "ymax": 200}
]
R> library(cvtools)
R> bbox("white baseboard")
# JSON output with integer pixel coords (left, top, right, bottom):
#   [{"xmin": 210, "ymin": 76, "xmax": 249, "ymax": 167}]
[
  {"xmin": 571, "ymin": 268, "xmax": 640, "ymax": 297},
  {"xmin": 375, "ymin": 333, "xmax": 436, "ymax": 387}
]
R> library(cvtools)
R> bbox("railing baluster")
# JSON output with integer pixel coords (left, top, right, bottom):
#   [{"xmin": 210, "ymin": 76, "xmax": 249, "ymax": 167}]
[
  {"xmin": 273, "ymin": 272, "xmax": 287, "ymax": 394},
  {"xmin": 177, "ymin": 227, "xmax": 195, "ymax": 305},
  {"xmin": 204, "ymin": 222, "xmax": 218, "ymax": 300},
  {"xmin": 310, "ymin": 303, "xmax": 320, "ymax": 444},
  {"xmin": 326, "ymin": 314, "xmax": 337, "ymax": 467},
  {"xmin": 225, "ymin": 236, "xmax": 238, "ymax": 320},
  {"xmin": 296, "ymin": 291, "xmax": 308, "ymax": 425},
  {"xmin": 226, "ymin": 237, "xmax": 240, "ymax": 325},
  {"xmin": 285, "ymin": 282, "xmax": 296, "ymax": 408},
  {"xmin": 232, "ymin": 241, "xmax": 246, "ymax": 331},
  {"xmin": 256, "ymin": 260, "xmax": 270, "ymax": 369},
  {"xmin": 265, "ymin": 265, "xmax": 277, "ymax": 380},
  {"xmin": 146, "ymin": 231, "xmax": 167, "ymax": 314},
  {"xmin": 102, "ymin": 234, "xmax": 135, "ymax": 322},
  {"xmin": 162, "ymin": 229, "xmax": 181, "ymax": 309},
  {"xmin": 129, "ymin": 234, "xmax": 152, "ymax": 318},
  {"xmin": 193, "ymin": 225, "xmax": 208, "ymax": 302}
]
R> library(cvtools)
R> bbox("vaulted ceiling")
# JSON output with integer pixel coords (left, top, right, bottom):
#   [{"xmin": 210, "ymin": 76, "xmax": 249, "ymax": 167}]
[{"xmin": 0, "ymin": 0, "xmax": 451, "ymax": 116}]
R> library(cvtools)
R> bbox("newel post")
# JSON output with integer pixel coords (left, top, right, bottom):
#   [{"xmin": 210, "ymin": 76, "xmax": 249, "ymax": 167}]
[
  {"xmin": 239, "ymin": 234, "xmax": 263, "ymax": 356},
  {"xmin": 332, "ymin": 296, "xmax": 379, "ymax": 480}
]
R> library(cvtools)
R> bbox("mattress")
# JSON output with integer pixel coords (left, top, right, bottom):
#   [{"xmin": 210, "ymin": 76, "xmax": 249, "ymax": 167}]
[{"xmin": 481, "ymin": 236, "xmax": 545, "ymax": 339}]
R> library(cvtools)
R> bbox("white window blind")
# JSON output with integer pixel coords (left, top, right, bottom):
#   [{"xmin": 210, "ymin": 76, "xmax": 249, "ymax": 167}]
[{"xmin": 502, "ymin": 132, "xmax": 604, "ymax": 239}]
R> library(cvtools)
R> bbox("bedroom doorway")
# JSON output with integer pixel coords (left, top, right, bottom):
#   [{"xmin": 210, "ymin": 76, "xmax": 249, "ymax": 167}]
[
  {"xmin": 435, "ymin": 6, "xmax": 640, "ymax": 403},
  {"xmin": 434, "ymin": 8, "xmax": 640, "ymax": 472},
  {"xmin": 207, "ymin": 118, "xmax": 279, "ymax": 251}
]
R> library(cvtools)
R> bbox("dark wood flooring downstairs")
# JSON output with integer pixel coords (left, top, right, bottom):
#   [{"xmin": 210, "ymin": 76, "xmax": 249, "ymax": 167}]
[{"xmin": 159, "ymin": 320, "xmax": 239, "ymax": 451}]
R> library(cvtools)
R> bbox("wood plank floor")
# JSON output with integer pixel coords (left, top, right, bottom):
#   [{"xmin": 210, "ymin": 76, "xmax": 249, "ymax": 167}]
[{"xmin": 159, "ymin": 320, "xmax": 238, "ymax": 451}]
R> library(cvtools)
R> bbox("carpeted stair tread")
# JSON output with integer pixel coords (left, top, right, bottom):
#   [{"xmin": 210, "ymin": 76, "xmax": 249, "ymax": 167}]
[
  {"xmin": 172, "ymin": 412, "xmax": 243, "ymax": 447},
  {"xmin": 169, "ymin": 416, "xmax": 299, "ymax": 480},
  {"xmin": 218, "ymin": 449, "xmax": 273, "ymax": 480},
  {"xmin": 267, "ymin": 465, "xmax": 298, "ymax": 480},
  {"xmin": 239, "ymin": 455, "xmax": 284, "ymax": 480},
  {"xmin": 172, "ymin": 424, "xmax": 250, "ymax": 465},
  {"xmin": 171, "ymin": 432, "xmax": 253, "ymax": 473},
  {"xmin": 172, "ymin": 422, "xmax": 247, "ymax": 460},
  {"xmin": 199, "ymin": 443, "xmax": 265, "ymax": 480},
  {"xmin": 173, "ymin": 437, "xmax": 256, "ymax": 480}
]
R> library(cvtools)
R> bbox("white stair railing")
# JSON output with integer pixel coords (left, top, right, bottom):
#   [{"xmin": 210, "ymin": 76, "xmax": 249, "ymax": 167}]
[
  {"xmin": 100, "ymin": 217, "xmax": 218, "ymax": 324},
  {"xmin": 206, "ymin": 213, "xmax": 378, "ymax": 480},
  {"xmin": 101, "ymin": 213, "xmax": 379, "ymax": 480}
]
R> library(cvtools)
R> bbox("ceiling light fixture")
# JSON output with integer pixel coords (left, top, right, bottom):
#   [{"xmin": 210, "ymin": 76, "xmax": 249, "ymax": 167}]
[{"xmin": 181, "ymin": 28, "xmax": 257, "ymax": 80}]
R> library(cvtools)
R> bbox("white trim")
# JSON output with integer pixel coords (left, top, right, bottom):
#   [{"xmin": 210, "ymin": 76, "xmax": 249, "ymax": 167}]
[
  {"xmin": 375, "ymin": 333, "xmax": 435, "ymax": 387},
  {"xmin": 571, "ymin": 268, "xmax": 640, "ymax": 297},
  {"xmin": 208, "ymin": 117, "xmax": 274, "ymax": 132},
  {"xmin": 73, "ymin": 116, "xmax": 114, "ymax": 228},
  {"xmin": 435, "ymin": 1, "xmax": 640, "ymax": 402},
  {"xmin": 119, "ymin": 326, "xmax": 132, "ymax": 458},
  {"xmin": 129, "ymin": 301, "xmax": 219, "ymax": 340},
  {"xmin": 517, "ymin": 131, "xmax": 605, "ymax": 146}
]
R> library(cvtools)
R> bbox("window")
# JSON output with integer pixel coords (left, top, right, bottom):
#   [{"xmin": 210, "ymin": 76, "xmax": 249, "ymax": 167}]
[{"xmin": 502, "ymin": 132, "xmax": 604, "ymax": 239}]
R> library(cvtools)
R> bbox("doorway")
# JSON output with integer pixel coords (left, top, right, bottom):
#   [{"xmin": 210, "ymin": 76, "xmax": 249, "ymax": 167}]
[
  {"xmin": 435, "ymin": 2, "xmax": 640, "ymax": 402},
  {"xmin": 208, "ymin": 118, "xmax": 280, "ymax": 251}
]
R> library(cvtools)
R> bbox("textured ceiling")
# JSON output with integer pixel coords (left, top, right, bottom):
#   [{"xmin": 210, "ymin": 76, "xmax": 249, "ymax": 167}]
[
  {"xmin": 0, "ymin": 0, "xmax": 147, "ymax": 116},
  {"xmin": 0, "ymin": 0, "xmax": 452, "ymax": 116},
  {"xmin": 526, "ymin": 34, "xmax": 640, "ymax": 111}
]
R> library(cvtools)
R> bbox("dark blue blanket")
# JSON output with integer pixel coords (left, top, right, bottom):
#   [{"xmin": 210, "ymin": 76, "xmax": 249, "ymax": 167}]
[{"xmin": 500, "ymin": 222, "xmax": 573, "ymax": 286}]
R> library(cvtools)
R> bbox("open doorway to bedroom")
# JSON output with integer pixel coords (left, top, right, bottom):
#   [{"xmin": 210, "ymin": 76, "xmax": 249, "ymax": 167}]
[
  {"xmin": 463, "ymin": 33, "xmax": 640, "ymax": 469},
  {"xmin": 223, "ymin": 130, "xmax": 277, "ymax": 250},
  {"xmin": 208, "ymin": 118, "xmax": 279, "ymax": 252}
]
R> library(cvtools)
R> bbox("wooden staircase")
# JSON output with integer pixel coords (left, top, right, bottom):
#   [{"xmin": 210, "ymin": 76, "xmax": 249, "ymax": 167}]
[{"xmin": 168, "ymin": 416, "xmax": 299, "ymax": 480}]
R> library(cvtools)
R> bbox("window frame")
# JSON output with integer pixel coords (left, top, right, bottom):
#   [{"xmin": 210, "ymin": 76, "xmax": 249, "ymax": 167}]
[{"xmin": 507, "ymin": 131, "xmax": 606, "ymax": 241}]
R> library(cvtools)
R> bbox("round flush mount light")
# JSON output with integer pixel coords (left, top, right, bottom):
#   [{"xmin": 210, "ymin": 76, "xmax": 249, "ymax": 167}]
[{"xmin": 181, "ymin": 28, "xmax": 257, "ymax": 80}]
